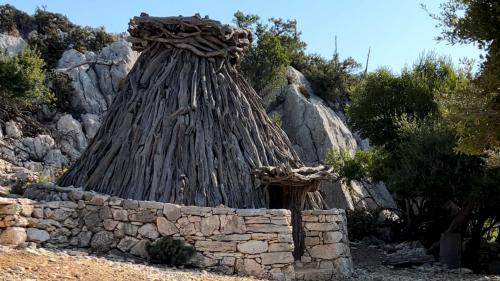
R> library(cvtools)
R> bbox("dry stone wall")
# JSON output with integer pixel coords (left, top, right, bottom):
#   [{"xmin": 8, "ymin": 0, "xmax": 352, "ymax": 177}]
[
  {"xmin": 0, "ymin": 184, "xmax": 352, "ymax": 280},
  {"xmin": 297, "ymin": 210, "xmax": 353, "ymax": 279}
]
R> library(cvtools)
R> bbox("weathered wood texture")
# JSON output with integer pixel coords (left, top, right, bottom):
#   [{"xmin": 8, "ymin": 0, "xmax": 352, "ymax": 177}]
[
  {"xmin": 58, "ymin": 15, "xmax": 326, "ymax": 209},
  {"xmin": 254, "ymin": 165, "xmax": 334, "ymax": 258}
]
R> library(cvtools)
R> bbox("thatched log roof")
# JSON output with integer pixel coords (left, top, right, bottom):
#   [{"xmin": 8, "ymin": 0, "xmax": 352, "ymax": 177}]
[
  {"xmin": 253, "ymin": 165, "xmax": 336, "ymax": 190},
  {"xmin": 128, "ymin": 14, "xmax": 251, "ymax": 63}
]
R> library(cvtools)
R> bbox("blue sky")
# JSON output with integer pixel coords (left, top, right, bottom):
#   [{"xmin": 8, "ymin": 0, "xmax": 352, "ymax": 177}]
[{"xmin": 3, "ymin": 0, "xmax": 481, "ymax": 72}]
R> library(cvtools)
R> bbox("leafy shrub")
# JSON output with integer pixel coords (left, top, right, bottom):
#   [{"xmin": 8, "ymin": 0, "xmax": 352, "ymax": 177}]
[
  {"xmin": 47, "ymin": 71, "xmax": 73, "ymax": 111},
  {"xmin": 0, "ymin": 4, "xmax": 35, "ymax": 37},
  {"xmin": 347, "ymin": 209, "xmax": 380, "ymax": 241},
  {"xmin": 0, "ymin": 47, "xmax": 53, "ymax": 106},
  {"xmin": 10, "ymin": 180, "xmax": 28, "ymax": 196},
  {"xmin": 323, "ymin": 148, "xmax": 387, "ymax": 183},
  {"xmin": 0, "ymin": 5, "xmax": 116, "ymax": 68},
  {"xmin": 146, "ymin": 236, "xmax": 196, "ymax": 266},
  {"xmin": 234, "ymin": 11, "xmax": 305, "ymax": 96},
  {"xmin": 294, "ymin": 54, "xmax": 361, "ymax": 103}
]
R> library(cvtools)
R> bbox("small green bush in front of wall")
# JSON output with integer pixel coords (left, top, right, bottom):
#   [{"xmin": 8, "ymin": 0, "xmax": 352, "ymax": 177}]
[{"xmin": 146, "ymin": 236, "xmax": 196, "ymax": 266}]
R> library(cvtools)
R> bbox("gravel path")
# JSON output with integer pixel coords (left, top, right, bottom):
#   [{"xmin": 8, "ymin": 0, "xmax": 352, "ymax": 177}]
[{"xmin": 351, "ymin": 242, "xmax": 500, "ymax": 281}]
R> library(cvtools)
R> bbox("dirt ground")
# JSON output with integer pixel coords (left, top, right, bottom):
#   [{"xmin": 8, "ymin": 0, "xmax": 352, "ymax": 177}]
[
  {"xmin": 0, "ymin": 247, "xmax": 261, "ymax": 281},
  {"xmin": 2, "ymin": 243, "xmax": 500, "ymax": 281}
]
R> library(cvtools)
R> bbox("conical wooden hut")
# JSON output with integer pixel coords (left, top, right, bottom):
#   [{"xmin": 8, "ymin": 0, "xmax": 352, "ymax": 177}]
[{"xmin": 58, "ymin": 14, "xmax": 334, "ymax": 257}]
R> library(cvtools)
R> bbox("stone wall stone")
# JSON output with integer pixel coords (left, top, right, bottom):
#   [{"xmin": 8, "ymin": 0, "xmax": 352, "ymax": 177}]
[
  {"xmin": 296, "ymin": 209, "xmax": 353, "ymax": 280},
  {"xmin": 0, "ymin": 184, "xmax": 353, "ymax": 280}
]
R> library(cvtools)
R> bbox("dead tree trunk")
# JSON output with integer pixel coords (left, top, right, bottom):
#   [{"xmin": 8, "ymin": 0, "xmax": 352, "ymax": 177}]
[{"xmin": 58, "ymin": 15, "xmax": 325, "ymax": 210}]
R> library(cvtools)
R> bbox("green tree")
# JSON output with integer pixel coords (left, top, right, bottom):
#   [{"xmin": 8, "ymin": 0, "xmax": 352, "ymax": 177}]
[
  {"xmin": 295, "ymin": 54, "xmax": 361, "ymax": 103},
  {"xmin": 348, "ymin": 54, "xmax": 465, "ymax": 146},
  {"xmin": 0, "ymin": 47, "xmax": 52, "ymax": 106},
  {"xmin": 233, "ymin": 11, "xmax": 305, "ymax": 96},
  {"xmin": 429, "ymin": 0, "xmax": 500, "ymax": 165}
]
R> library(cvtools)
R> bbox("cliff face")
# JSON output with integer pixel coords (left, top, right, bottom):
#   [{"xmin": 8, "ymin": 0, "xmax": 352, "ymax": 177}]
[{"xmin": 267, "ymin": 67, "xmax": 396, "ymax": 211}]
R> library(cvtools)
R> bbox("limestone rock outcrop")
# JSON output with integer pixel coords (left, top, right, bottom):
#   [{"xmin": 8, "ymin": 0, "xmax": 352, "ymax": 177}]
[
  {"xmin": 267, "ymin": 67, "xmax": 396, "ymax": 211},
  {"xmin": 57, "ymin": 39, "xmax": 139, "ymax": 115},
  {"xmin": 0, "ymin": 33, "xmax": 26, "ymax": 56}
]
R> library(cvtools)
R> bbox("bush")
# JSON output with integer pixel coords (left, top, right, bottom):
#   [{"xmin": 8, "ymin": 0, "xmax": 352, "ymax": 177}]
[
  {"xmin": 146, "ymin": 236, "xmax": 196, "ymax": 266},
  {"xmin": 234, "ymin": 11, "xmax": 305, "ymax": 96},
  {"xmin": 47, "ymin": 71, "xmax": 73, "ymax": 111},
  {"xmin": 28, "ymin": 8, "xmax": 116, "ymax": 68},
  {"xmin": 0, "ymin": 47, "xmax": 53, "ymax": 106},
  {"xmin": 0, "ymin": 5, "xmax": 117, "ymax": 68},
  {"xmin": 294, "ymin": 54, "xmax": 361, "ymax": 103},
  {"xmin": 347, "ymin": 209, "xmax": 380, "ymax": 241},
  {"xmin": 323, "ymin": 148, "xmax": 387, "ymax": 183}
]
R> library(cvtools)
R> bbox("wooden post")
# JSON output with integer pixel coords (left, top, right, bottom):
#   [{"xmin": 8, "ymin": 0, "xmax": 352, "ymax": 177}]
[{"xmin": 282, "ymin": 184, "xmax": 317, "ymax": 259}]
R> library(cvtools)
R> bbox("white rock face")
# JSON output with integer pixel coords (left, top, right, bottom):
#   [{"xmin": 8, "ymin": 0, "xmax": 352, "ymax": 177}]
[
  {"xmin": 0, "ymin": 33, "xmax": 27, "ymax": 56},
  {"xmin": 269, "ymin": 67, "xmax": 396, "ymax": 211},
  {"xmin": 5, "ymin": 121, "xmax": 22, "ymax": 138},
  {"xmin": 57, "ymin": 39, "xmax": 139, "ymax": 115},
  {"xmin": 56, "ymin": 114, "xmax": 88, "ymax": 161},
  {"xmin": 20, "ymin": 135, "xmax": 55, "ymax": 160}
]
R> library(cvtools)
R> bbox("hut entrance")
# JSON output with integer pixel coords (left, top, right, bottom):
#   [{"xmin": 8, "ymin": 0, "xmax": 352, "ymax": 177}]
[
  {"xmin": 268, "ymin": 185, "xmax": 284, "ymax": 209},
  {"xmin": 254, "ymin": 166, "xmax": 334, "ymax": 260}
]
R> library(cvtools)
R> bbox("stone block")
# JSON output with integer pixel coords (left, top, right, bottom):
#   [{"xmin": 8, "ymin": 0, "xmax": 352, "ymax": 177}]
[
  {"xmin": 163, "ymin": 203, "xmax": 181, "ymax": 221},
  {"xmin": 221, "ymin": 215, "xmax": 246, "ymax": 234},
  {"xmin": 26, "ymin": 228, "xmax": 50, "ymax": 243},
  {"xmin": 195, "ymin": 240, "xmax": 237, "ymax": 252},
  {"xmin": 268, "ymin": 243, "xmax": 293, "ymax": 252},
  {"xmin": 212, "ymin": 234, "xmax": 251, "ymax": 241},
  {"xmin": 324, "ymin": 232, "xmax": 343, "ymax": 244},
  {"xmin": 261, "ymin": 252, "xmax": 294, "ymax": 265},
  {"xmin": 90, "ymin": 231, "xmax": 114, "ymax": 253},
  {"xmin": 130, "ymin": 240, "xmax": 149, "ymax": 258},
  {"xmin": 237, "ymin": 240, "xmax": 268, "ymax": 254},
  {"xmin": 88, "ymin": 194, "xmax": 109, "ymax": 206},
  {"xmin": 0, "ymin": 204, "xmax": 22, "ymax": 215},
  {"xmin": 122, "ymin": 200, "xmax": 139, "ymax": 210},
  {"xmin": 157, "ymin": 217, "xmax": 179, "ymax": 236},
  {"xmin": 117, "ymin": 236, "xmax": 139, "ymax": 252},
  {"xmin": 236, "ymin": 209, "xmax": 267, "ymax": 216},
  {"xmin": 99, "ymin": 206, "xmax": 113, "ymax": 220},
  {"xmin": 200, "ymin": 215, "xmax": 220, "ymax": 236},
  {"xmin": 181, "ymin": 206, "xmax": 212, "ymax": 216},
  {"xmin": 139, "ymin": 200, "xmax": 164, "ymax": 210},
  {"xmin": 304, "ymin": 222, "xmax": 339, "ymax": 232},
  {"xmin": 129, "ymin": 209, "xmax": 156, "ymax": 222},
  {"xmin": 112, "ymin": 209, "xmax": 128, "ymax": 221},
  {"xmin": 246, "ymin": 224, "xmax": 292, "ymax": 234},
  {"xmin": 0, "ymin": 227, "xmax": 26, "ymax": 246},
  {"xmin": 138, "ymin": 223, "xmax": 159, "ymax": 240},
  {"xmin": 309, "ymin": 243, "xmax": 345, "ymax": 260}
]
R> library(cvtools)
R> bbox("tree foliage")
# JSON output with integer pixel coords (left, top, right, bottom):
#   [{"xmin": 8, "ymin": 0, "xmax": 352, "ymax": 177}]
[
  {"xmin": 294, "ymin": 54, "xmax": 361, "ymax": 103},
  {"xmin": 348, "ymin": 54, "xmax": 466, "ymax": 146},
  {"xmin": 0, "ymin": 5, "xmax": 116, "ymax": 68},
  {"xmin": 429, "ymin": 0, "xmax": 500, "ymax": 164},
  {"xmin": 234, "ymin": 11, "xmax": 305, "ymax": 96},
  {"xmin": 0, "ymin": 47, "xmax": 52, "ymax": 106}
]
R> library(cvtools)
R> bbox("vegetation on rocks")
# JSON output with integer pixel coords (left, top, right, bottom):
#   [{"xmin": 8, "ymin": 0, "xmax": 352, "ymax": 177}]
[{"xmin": 0, "ymin": 46, "xmax": 52, "ymax": 107}]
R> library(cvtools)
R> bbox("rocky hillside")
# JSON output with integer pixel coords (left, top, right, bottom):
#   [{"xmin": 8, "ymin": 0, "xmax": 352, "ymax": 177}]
[{"xmin": 0, "ymin": 32, "xmax": 138, "ymax": 187}]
